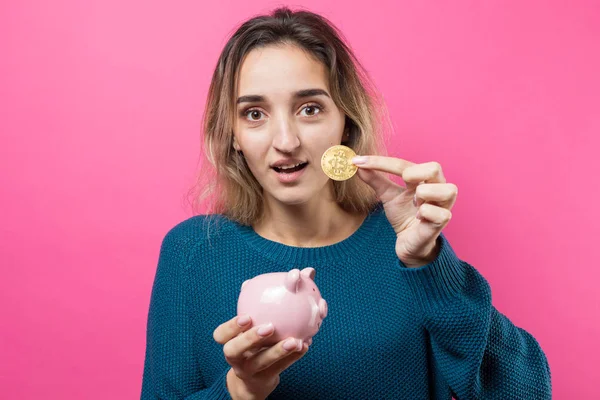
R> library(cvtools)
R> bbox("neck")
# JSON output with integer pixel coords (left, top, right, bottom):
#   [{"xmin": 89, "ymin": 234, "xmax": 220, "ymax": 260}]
[{"xmin": 253, "ymin": 188, "xmax": 366, "ymax": 248}]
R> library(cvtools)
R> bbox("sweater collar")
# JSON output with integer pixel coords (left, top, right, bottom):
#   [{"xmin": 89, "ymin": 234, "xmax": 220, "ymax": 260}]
[{"xmin": 234, "ymin": 202, "xmax": 385, "ymax": 266}]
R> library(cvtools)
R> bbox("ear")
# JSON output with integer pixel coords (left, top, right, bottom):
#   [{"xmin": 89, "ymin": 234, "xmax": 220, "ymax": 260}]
[
  {"xmin": 342, "ymin": 129, "xmax": 350, "ymax": 144},
  {"xmin": 343, "ymin": 116, "xmax": 352, "ymax": 139},
  {"xmin": 284, "ymin": 269, "xmax": 301, "ymax": 293},
  {"xmin": 232, "ymin": 138, "xmax": 241, "ymax": 151},
  {"xmin": 300, "ymin": 267, "xmax": 316, "ymax": 280}
]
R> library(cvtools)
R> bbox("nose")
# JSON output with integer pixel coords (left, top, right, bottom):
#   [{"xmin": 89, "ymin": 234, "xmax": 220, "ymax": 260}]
[{"xmin": 271, "ymin": 115, "xmax": 300, "ymax": 153}]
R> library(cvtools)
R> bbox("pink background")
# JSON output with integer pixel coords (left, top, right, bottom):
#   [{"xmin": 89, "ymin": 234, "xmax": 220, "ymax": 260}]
[{"xmin": 1, "ymin": 1, "xmax": 598, "ymax": 398}]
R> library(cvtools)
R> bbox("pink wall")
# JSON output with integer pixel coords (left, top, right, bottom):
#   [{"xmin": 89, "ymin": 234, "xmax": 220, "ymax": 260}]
[{"xmin": 1, "ymin": 1, "xmax": 598, "ymax": 398}]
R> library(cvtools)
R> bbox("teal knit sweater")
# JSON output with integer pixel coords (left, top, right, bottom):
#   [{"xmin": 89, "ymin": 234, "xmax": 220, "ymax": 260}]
[{"xmin": 140, "ymin": 203, "xmax": 552, "ymax": 399}]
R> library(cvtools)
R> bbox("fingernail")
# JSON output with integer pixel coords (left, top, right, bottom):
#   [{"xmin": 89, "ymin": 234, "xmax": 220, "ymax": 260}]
[
  {"xmin": 413, "ymin": 194, "xmax": 418, "ymax": 207},
  {"xmin": 283, "ymin": 338, "xmax": 298, "ymax": 351},
  {"xmin": 257, "ymin": 323, "xmax": 274, "ymax": 336},
  {"xmin": 236, "ymin": 315, "xmax": 251, "ymax": 327},
  {"xmin": 351, "ymin": 156, "xmax": 367, "ymax": 165},
  {"xmin": 416, "ymin": 210, "xmax": 422, "ymax": 220},
  {"xmin": 296, "ymin": 339, "xmax": 303, "ymax": 351}
]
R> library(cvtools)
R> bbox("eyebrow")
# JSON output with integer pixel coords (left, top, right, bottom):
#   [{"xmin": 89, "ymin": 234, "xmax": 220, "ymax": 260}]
[{"xmin": 236, "ymin": 88, "xmax": 331, "ymax": 105}]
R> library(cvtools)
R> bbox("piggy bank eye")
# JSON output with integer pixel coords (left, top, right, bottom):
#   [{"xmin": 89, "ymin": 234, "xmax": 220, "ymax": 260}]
[{"xmin": 313, "ymin": 288, "xmax": 315, "ymax": 291}]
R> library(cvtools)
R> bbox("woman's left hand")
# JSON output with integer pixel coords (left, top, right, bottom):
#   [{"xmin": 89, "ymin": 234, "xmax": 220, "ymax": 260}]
[{"xmin": 352, "ymin": 156, "xmax": 458, "ymax": 268}]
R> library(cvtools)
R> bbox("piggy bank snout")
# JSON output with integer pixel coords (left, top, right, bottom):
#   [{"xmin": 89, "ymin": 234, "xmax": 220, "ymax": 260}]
[{"xmin": 319, "ymin": 298, "xmax": 328, "ymax": 319}]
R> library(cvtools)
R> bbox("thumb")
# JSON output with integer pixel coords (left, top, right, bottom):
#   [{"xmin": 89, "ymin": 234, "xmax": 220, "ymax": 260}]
[{"xmin": 356, "ymin": 168, "xmax": 404, "ymax": 203}]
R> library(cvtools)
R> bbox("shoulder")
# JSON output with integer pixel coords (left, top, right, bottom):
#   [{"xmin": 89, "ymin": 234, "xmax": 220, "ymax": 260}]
[
  {"xmin": 152, "ymin": 214, "xmax": 242, "ymax": 282},
  {"xmin": 159, "ymin": 213, "xmax": 239, "ymax": 257}
]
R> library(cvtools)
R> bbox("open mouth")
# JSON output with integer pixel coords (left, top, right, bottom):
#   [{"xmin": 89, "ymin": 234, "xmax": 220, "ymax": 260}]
[{"xmin": 272, "ymin": 162, "xmax": 308, "ymax": 173}]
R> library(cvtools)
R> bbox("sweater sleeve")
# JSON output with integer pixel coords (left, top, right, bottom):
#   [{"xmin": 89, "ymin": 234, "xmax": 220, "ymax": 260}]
[
  {"xmin": 396, "ymin": 233, "xmax": 552, "ymax": 399},
  {"xmin": 140, "ymin": 229, "xmax": 233, "ymax": 400}
]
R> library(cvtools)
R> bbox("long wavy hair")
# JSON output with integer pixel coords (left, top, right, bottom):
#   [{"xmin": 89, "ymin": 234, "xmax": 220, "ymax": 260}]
[{"xmin": 185, "ymin": 6, "xmax": 392, "ymax": 226}]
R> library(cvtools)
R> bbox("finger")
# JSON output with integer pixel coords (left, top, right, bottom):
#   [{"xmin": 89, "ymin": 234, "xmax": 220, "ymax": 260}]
[
  {"xmin": 416, "ymin": 203, "xmax": 453, "ymax": 229},
  {"xmin": 402, "ymin": 162, "xmax": 446, "ymax": 191},
  {"xmin": 245, "ymin": 338, "xmax": 305, "ymax": 375},
  {"xmin": 414, "ymin": 183, "xmax": 458, "ymax": 210},
  {"xmin": 243, "ymin": 345, "xmax": 269, "ymax": 358},
  {"xmin": 351, "ymin": 155, "xmax": 415, "ymax": 176},
  {"xmin": 256, "ymin": 342, "xmax": 310, "ymax": 379},
  {"xmin": 222, "ymin": 323, "xmax": 275, "ymax": 365},
  {"xmin": 213, "ymin": 315, "xmax": 253, "ymax": 344},
  {"xmin": 356, "ymin": 167, "xmax": 405, "ymax": 203}
]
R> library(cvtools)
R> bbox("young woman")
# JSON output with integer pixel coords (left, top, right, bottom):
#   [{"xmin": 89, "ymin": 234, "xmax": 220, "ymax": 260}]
[{"xmin": 141, "ymin": 7, "xmax": 551, "ymax": 400}]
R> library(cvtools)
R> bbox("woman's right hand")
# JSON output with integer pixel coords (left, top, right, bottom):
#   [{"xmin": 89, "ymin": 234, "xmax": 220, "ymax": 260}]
[{"xmin": 213, "ymin": 315, "xmax": 310, "ymax": 400}]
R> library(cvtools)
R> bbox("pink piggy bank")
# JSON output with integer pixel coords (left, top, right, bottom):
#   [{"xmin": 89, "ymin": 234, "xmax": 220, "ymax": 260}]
[{"xmin": 237, "ymin": 267, "xmax": 328, "ymax": 347}]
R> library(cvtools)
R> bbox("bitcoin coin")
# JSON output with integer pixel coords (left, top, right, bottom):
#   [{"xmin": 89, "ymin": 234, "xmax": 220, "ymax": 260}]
[{"xmin": 321, "ymin": 145, "xmax": 358, "ymax": 181}]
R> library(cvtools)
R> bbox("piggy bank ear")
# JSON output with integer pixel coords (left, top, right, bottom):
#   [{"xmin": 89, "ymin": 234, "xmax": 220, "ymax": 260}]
[
  {"xmin": 300, "ymin": 267, "xmax": 316, "ymax": 280},
  {"xmin": 284, "ymin": 269, "xmax": 301, "ymax": 293},
  {"xmin": 241, "ymin": 279, "xmax": 250, "ymax": 290}
]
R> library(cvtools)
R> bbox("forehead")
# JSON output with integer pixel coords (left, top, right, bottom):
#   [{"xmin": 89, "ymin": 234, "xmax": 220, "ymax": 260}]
[{"xmin": 237, "ymin": 44, "xmax": 329, "ymax": 96}]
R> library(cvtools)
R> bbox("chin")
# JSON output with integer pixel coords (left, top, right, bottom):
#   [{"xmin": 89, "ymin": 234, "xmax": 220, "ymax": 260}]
[
  {"xmin": 267, "ymin": 182, "xmax": 331, "ymax": 207},
  {"xmin": 263, "ymin": 185, "xmax": 314, "ymax": 206},
  {"xmin": 272, "ymin": 192, "xmax": 312, "ymax": 206}
]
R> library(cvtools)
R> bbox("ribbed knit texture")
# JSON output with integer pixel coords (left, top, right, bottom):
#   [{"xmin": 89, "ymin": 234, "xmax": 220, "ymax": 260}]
[{"xmin": 140, "ymin": 203, "xmax": 552, "ymax": 399}]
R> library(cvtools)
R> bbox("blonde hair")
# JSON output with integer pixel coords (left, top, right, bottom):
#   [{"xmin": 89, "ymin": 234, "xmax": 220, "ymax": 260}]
[{"xmin": 185, "ymin": 6, "xmax": 393, "ymax": 226}]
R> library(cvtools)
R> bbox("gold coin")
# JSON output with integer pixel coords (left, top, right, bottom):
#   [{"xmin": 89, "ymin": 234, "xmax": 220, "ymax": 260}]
[{"xmin": 321, "ymin": 145, "xmax": 358, "ymax": 181}]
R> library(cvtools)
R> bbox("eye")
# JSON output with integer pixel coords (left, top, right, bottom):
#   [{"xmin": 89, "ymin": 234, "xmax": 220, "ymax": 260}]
[
  {"xmin": 243, "ymin": 109, "xmax": 265, "ymax": 121},
  {"xmin": 300, "ymin": 104, "xmax": 323, "ymax": 117}
]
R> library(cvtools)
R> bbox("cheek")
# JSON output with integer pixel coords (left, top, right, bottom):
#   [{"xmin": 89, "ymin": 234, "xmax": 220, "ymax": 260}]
[
  {"xmin": 306, "ymin": 119, "xmax": 344, "ymax": 143},
  {"xmin": 237, "ymin": 132, "xmax": 271, "ymax": 156},
  {"xmin": 237, "ymin": 138, "xmax": 273, "ymax": 179},
  {"xmin": 305, "ymin": 132, "xmax": 344, "ymax": 156}
]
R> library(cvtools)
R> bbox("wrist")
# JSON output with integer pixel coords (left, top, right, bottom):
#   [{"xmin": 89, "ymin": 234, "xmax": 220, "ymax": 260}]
[
  {"xmin": 226, "ymin": 369, "xmax": 266, "ymax": 400},
  {"xmin": 404, "ymin": 239, "xmax": 440, "ymax": 268}
]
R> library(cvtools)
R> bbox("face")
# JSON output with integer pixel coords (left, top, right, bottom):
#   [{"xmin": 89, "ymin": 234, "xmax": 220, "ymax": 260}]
[{"xmin": 233, "ymin": 44, "xmax": 348, "ymax": 206}]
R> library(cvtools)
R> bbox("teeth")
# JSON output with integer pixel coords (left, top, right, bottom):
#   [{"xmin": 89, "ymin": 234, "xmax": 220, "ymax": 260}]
[{"xmin": 278, "ymin": 162, "xmax": 303, "ymax": 170}]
